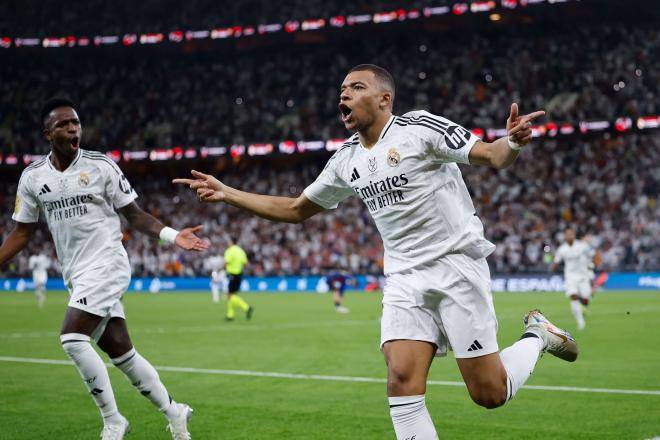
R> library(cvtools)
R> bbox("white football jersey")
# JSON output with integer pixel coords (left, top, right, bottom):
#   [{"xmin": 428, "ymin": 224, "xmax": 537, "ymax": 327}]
[
  {"xmin": 554, "ymin": 240, "xmax": 593, "ymax": 280},
  {"xmin": 12, "ymin": 149, "xmax": 137, "ymax": 284},
  {"xmin": 304, "ymin": 111, "xmax": 495, "ymax": 275},
  {"xmin": 29, "ymin": 253, "xmax": 50, "ymax": 274}
]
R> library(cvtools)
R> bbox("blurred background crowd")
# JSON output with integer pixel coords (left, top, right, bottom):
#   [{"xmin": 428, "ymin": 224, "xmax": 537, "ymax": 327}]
[{"xmin": 2, "ymin": 132, "xmax": 657, "ymax": 278}]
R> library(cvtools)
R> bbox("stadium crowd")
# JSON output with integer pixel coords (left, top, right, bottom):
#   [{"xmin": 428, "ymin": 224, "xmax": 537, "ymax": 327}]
[
  {"xmin": 1, "ymin": 23, "xmax": 658, "ymax": 155},
  {"xmin": 1, "ymin": 132, "xmax": 658, "ymax": 278},
  {"xmin": 1, "ymin": 0, "xmax": 445, "ymax": 37}
]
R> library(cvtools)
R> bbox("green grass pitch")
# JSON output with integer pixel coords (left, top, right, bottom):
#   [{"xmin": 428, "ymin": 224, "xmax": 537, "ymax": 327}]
[{"xmin": 1, "ymin": 289, "xmax": 659, "ymax": 439}]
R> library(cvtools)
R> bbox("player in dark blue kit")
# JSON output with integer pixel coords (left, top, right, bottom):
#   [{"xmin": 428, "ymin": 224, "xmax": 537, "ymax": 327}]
[{"xmin": 326, "ymin": 272, "xmax": 357, "ymax": 314}]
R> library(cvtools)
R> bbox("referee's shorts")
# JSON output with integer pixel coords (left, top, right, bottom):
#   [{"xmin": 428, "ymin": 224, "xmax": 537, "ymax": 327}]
[{"xmin": 227, "ymin": 273, "xmax": 242, "ymax": 293}]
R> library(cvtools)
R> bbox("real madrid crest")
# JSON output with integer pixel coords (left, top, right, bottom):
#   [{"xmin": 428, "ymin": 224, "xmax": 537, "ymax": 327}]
[
  {"xmin": 387, "ymin": 148, "xmax": 401, "ymax": 167},
  {"xmin": 368, "ymin": 157, "xmax": 377, "ymax": 173},
  {"xmin": 78, "ymin": 171, "xmax": 90, "ymax": 187}
]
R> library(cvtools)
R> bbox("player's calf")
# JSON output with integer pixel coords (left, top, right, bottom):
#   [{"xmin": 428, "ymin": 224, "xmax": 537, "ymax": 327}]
[
  {"xmin": 465, "ymin": 377, "xmax": 508, "ymax": 409},
  {"xmin": 457, "ymin": 353, "xmax": 509, "ymax": 409}
]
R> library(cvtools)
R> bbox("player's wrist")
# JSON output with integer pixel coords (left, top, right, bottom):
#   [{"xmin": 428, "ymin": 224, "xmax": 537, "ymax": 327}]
[
  {"xmin": 507, "ymin": 137, "xmax": 523, "ymax": 151},
  {"xmin": 159, "ymin": 226, "xmax": 179, "ymax": 244}
]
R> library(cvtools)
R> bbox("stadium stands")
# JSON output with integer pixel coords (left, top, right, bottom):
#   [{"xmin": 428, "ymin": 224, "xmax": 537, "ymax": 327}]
[
  {"xmin": 1, "ymin": 21, "xmax": 658, "ymax": 155},
  {"xmin": 1, "ymin": 132, "xmax": 657, "ymax": 278}
]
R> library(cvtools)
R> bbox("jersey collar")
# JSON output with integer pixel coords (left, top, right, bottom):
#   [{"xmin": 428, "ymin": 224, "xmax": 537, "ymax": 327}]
[{"xmin": 378, "ymin": 115, "xmax": 396, "ymax": 142}]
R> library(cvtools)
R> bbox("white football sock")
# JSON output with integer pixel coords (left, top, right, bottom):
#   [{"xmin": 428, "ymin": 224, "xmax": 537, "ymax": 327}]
[
  {"xmin": 571, "ymin": 300, "xmax": 585, "ymax": 329},
  {"xmin": 60, "ymin": 333, "xmax": 120, "ymax": 421},
  {"xmin": 211, "ymin": 285, "xmax": 220, "ymax": 303},
  {"xmin": 500, "ymin": 335, "xmax": 543, "ymax": 402},
  {"xmin": 35, "ymin": 287, "xmax": 46, "ymax": 308},
  {"xmin": 111, "ymin": 348, "xmax": 175, "ymax": 419},
  {"xmin": 389, "ymin": 395, "xmax": 438, "ymax": 440}
]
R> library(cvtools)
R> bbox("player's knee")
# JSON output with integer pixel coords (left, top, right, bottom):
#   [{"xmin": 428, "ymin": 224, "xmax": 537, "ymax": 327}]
[
  {"xmin": 60, "ymin": 333, "xmax": 92, "ymax": 359},
  {"xmin": 468, "ymin": 381, "xmax": 507, "ymax": 409},
  {"xmin": 387, "ymin": 366, "xmax": 424, "ymax": 395}
]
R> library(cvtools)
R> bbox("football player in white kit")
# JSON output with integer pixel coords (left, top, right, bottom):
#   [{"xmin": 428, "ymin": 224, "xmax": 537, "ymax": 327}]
[
  {"xmin": 0, "ymin": 98, "xmax": 208, "ymax": 440},
  {"xmin": 28, "ymin": 247, "xmax": 50, "ymax": 308},
  {"xmin": 175, "ymin": 65, "xmax": 579, "ymax": 439},
  {"xmin": 208, "ymin": 254, "xmax": 227, "ymax": 303},
  {"xmin": 550, "ymin": 228, "xmax": 594, "ymax": 330}
]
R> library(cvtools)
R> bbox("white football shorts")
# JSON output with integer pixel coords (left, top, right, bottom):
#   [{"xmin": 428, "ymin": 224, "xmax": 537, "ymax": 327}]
[
  {"xmin": 67, "ymin": 255, "xmax": 131, "ymax": 328},
  {"xmin": 564, "ymin": 275, "xmax": 592, "ymax": 300},
  {"xmin": 381, "ymin": 252, "xmax": 499, "ymax": 359}
]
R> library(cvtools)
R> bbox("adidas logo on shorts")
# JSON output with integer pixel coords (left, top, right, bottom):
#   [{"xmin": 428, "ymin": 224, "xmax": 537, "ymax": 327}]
[
  {"xmin": 75, "ymin": 297, "xmax": 88, "ymax": 306},
  {"xmin": 467, "ymin": 340, "xmax": 483, "ymax": 352}
]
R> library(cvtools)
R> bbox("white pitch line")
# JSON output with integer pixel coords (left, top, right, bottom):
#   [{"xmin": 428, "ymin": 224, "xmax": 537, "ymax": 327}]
[
  {"xmin": 1, "ymin": 356, "xmax": 659, "ymax": 396},
  {"xmin": 0, "ymin": 319, "xmax": 376, "ymax": 339}
]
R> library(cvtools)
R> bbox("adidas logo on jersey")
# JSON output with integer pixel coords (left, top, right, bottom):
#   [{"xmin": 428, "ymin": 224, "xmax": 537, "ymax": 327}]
[
  {"xmin": 38, "ymin": 184, "xmax": 52, "ymax": 195},
  {"xmin": 467, "ymin": 340, "xmax": 483, "ymax": 352},
  {"xmin": 75, "ymin": 297, "xmax": 88, "ymax": 306},
  {"xmin": 350, "ymin": 168, "xmax": 361, "ymax": 182}
]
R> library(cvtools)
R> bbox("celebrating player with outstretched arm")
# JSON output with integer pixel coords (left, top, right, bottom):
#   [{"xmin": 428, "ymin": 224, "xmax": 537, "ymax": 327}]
[
  {"xmin": 175, "ymin": 64, "xmax": 578, "ymax": 440},
  {"xmin": 0, "ymin": 98, "xmax": 208, "ymax": 440}
]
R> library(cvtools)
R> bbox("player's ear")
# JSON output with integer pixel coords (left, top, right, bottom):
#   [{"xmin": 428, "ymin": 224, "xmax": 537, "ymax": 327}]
[
  {"xmin": 42, "ymin": 127, "xmax": 51, "ymax": 142},
  {"xmin": 380, "ymin": 91, "xmax": 393, "ymax": 110}
]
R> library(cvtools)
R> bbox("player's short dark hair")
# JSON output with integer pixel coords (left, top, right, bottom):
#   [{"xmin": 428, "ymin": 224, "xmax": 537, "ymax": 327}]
[
  {"xmin": 40, "ymin": 97, "xmax": 77, "ymax": 127},
  {"xmin": 348, "ymin": 64, "xmax": 396, "ymax": 98}
]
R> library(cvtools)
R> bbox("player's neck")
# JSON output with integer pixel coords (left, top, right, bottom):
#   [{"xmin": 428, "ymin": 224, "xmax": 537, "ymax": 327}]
[
  {"xmin": 358, "ymin": 112, "xmax": 392, "ymax": 149},
  {"xmin": 49, "ymin": 149, "xmax": 76, "ymax": 172}
]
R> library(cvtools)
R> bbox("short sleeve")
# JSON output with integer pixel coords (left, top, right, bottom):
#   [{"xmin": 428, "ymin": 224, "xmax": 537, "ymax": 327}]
[
  {"xmin": 104, "ymin": 160, "xmax": 137, "ymax": 209},
  {"xmin": 303, "ymin": 155, "xmax": 355, "ymax": 209},
  {"xmin": 553, "ymin": 248, "xmax": 563, "ymax": 264},
  {"xmin": 405, "ymin": 110, "xmax": 480, "ymax": 164},
  {"xmin": 12, "ymin": 173, "xmax": 40, "ymax": 223}
]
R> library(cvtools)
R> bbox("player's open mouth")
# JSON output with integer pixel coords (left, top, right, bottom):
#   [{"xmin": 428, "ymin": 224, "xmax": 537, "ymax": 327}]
[
  {"xmin": 339, "ymin": 103, "xmax": 352, "ymax": 122},
  {"xmin": 70, "ymin": 137, "xmax": 80, "ymax": 148}
]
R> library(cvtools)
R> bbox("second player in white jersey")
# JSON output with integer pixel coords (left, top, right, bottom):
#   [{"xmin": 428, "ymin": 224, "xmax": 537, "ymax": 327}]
[
  {"xmin": 1, "ymin": 98, "xmax": 209, "ymax": 439},
  {"xmin": 305, "ymin": 110, "xmax": 495, "ymax": 275},
  {"xmin": 13, "ymin": 148, "xmax": 135, "ymax": 287}
]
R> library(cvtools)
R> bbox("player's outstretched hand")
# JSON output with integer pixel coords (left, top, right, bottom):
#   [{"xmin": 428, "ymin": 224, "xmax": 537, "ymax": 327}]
[
  {"xmin": 173, "ymin": 170, "xmax": 225, "ymax": 203},
  {"xmin": 506, "ymin": 103, "xmax": 545, "ymax": 148},
  {"xmin": 175, "ymin": 225, "xmax": 210, "ymax": 251}
]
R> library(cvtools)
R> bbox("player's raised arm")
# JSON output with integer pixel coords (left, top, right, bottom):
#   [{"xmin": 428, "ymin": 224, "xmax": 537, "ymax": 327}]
[
  {"xmin": 117, "ymin": 201, "xmax": 209, "ymax": 251},
  {"xmin": 469, "ymin": 103, "xmax": 545, "ymax": 169},
  {"xmin": 173, "ymin": 170, "xmax": 326, "ymax": 224},
  {"xmin": 0, "ymin": 222, "xmax": 37, "ymax": 266}
]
